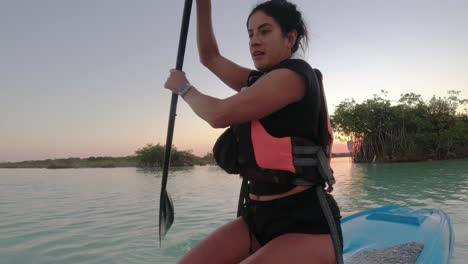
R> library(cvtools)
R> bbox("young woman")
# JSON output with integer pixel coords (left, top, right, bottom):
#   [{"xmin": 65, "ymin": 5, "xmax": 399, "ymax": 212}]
[{"xmin": 164, "ymin": 0, "xmax": 342, "ymax": 263}]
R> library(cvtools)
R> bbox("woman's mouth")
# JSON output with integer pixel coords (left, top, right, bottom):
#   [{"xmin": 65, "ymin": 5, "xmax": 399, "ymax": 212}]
[{"xmin": 252, "ymin": 51, "xmax": 265, "ymax": 60}]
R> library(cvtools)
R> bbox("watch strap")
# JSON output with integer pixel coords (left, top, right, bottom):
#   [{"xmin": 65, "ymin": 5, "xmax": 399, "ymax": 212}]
[{"xmin": 178, "ymin": 83, "xmax": 192, "ymax": 97}]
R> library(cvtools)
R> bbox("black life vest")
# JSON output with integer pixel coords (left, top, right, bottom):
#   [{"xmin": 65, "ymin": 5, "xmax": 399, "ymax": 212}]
[{"xmin": 214, "ymin": 59, "xmax": 336, "ymax": 191}]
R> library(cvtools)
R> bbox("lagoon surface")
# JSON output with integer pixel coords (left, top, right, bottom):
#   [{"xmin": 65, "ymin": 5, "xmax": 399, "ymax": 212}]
[{"xmin": 1, "ymin": 158, "xmax": 467, "ymax": 264}]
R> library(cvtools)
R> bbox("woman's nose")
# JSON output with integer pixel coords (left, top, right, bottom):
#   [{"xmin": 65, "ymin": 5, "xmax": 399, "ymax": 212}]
[{"xmin": 250, "ymin": 34, "xmax": 261, "ymax": 47}]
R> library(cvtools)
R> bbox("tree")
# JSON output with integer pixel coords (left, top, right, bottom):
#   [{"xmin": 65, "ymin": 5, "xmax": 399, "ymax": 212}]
[
  {"xmin": 135, "ymin": 144, "xmax": 165, "ymax": 167},
  {"xmin": 332, "ymin": 91, "xmax": 468, "ymax": 163}
]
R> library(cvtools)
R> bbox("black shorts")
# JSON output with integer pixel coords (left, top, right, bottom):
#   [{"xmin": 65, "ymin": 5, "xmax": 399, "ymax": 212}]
[{"xmin": 242, "ymin": 187, "xmax": 343, "ymax": 247}]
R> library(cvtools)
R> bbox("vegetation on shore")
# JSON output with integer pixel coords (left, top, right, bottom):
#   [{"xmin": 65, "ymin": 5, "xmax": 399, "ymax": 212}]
[
  {"xmin": 332, "ymin": 90, "xmax": 468, "ymax": 163},
  {"xmin": 0, "ymin": 144, "xmax": 215, "ymax": 169},
  {"xmin": 0, "ymin": 156, "xmax": 138, "ymax": 169},
  {"xmin": 134, "ymin": 143, "xmax": 215, "ymax": 167}
]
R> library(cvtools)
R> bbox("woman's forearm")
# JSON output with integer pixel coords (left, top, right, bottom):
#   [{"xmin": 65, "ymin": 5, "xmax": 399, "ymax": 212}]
[
  {"xmin": 182, "ymin": 86, "xmax": 226, "ymax": 128},
  {"xmin": 196, "ymin": 0, "xmax": 220, "ymax": 65}
]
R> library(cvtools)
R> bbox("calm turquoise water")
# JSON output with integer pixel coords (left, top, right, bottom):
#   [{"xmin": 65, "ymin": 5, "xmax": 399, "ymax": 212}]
[{"xmin": 1, "ymin": 158, "xmax": 467, "ymax": 264}]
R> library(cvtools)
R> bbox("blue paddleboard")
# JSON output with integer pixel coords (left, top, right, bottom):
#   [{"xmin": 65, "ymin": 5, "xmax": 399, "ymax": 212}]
[{"xmin": 342, "ymin": 206, "xmax": 454, "ymax": 263}]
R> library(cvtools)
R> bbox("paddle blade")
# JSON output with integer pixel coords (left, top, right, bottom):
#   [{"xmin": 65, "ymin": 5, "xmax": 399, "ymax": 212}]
[{"xmin": 159, "ymin": 190, "xmax": 174, "ymax": 243}]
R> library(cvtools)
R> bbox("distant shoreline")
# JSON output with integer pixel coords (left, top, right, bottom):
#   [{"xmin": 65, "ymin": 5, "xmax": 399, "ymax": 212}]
[
  {"xmin": 3, "ymin": 156, "xmax": 464, "ymax": 169},
  {"xmin": 0, "ymin": 156, "xmax": 139, "ymax": 169},
  {"xmin": 0, "ymin": 152, "xmax": 352, "ymax": 169}
]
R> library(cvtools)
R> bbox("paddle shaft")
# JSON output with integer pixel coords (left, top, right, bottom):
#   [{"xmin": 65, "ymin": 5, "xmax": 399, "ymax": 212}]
[{"xmin": 159, "ymin": 0, "xmax": 193, "ymax": 241}]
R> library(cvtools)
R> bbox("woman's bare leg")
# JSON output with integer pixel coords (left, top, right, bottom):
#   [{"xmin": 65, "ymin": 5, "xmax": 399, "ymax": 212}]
[
  {"xmin": 240, "ymin": 233, "xmax": 336, "ymax": 264},
  {"xmin": 178, "ymin": 217, "xmax": 260, "ymax": 264}
]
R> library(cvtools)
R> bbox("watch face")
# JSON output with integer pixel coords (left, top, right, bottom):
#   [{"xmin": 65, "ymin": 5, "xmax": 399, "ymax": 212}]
[
  {"xmin": 179, "ymin": 84, "xmax": 187, "ymax": 95},
  {"xmin": 179, "ymin": 83, "xmax": 191, "ymax": 97}
]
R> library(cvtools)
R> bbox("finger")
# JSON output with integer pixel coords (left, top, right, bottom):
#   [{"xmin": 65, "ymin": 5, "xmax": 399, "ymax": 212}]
[
  {"xmin": 164, "ymin": 78, "xmax": 171, "ymax": 89},
  {"xmin": 170, "ymin": 69, "xmax": 185, "ymax": 75}
]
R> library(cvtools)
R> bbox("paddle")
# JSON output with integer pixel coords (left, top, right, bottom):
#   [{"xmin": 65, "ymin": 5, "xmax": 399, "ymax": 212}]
[{"xmin": 159, "ymin": 0, "xmax": 193, "ymax": 245}]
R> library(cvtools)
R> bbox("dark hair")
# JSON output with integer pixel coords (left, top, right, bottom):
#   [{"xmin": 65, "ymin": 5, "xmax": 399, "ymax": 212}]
[{"xmin": 247, "ymin": 0, "xmax": 309, "ymax": 53}]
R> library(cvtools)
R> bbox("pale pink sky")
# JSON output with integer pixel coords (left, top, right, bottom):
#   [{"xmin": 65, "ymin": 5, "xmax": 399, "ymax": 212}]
[{"xmin": 1, "ymin": 0, "xmax": 466, "ymax": 162}]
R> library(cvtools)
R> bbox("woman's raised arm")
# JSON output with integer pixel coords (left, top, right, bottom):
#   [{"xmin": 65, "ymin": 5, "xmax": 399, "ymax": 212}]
[{"xmin": 196, "ymin": 0, "xmax": 252, "ymax": 92}]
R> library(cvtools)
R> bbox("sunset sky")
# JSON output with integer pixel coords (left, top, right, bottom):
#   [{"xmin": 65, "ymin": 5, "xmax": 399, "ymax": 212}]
[{"xmin": 1, "ymin": 0, "xmax": 467, "ymax": 162}]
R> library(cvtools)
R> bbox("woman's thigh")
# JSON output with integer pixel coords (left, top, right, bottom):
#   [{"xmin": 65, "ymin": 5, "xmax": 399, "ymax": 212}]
[
  {"xmin": 240, "ymin": 233, "xmax": 336, "ymax": 264},
  {"xmin": 177, "ymin": 217, "xmax": 260, "ymax": 264}
]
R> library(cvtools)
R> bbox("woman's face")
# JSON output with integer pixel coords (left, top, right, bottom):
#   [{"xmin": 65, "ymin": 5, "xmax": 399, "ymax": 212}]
[{"xmin": 247, "ymin": 11, "xmax": 296, "ymax": 71}]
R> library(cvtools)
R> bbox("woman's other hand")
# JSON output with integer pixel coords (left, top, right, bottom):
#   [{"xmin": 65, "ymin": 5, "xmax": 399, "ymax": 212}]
[{"xmin": 164, "ymin": 69, "xmax": 189, "ymax": 94}]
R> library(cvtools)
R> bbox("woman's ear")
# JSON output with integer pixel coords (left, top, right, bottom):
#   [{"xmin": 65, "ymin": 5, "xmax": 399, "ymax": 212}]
[{"xmin": 287, "ymin": 30, "xmax": 298, "ymax": 49}]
